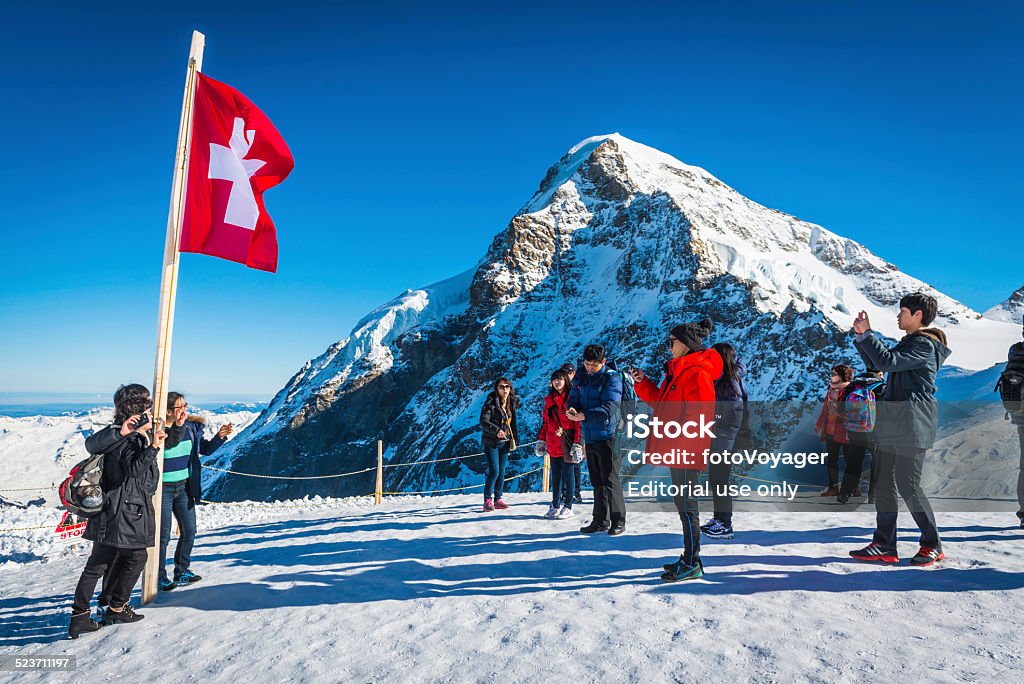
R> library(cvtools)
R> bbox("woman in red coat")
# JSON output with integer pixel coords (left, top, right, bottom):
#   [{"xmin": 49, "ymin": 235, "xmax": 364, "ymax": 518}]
[
  {"xmin": 814, "ymin": 364, "xmax": 854, "ymax": 497},
  {"xmin": 537, "ymin": 369, "xmax": 581, "ymax": 519},
  {"xmin": 631, "ymin": 319, "xmax": 722, "ymax": 582}
]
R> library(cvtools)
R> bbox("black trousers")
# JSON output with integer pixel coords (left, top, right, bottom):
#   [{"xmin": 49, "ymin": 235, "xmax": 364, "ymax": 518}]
[
  {"xmin": 585, "ymin": 439, "xmax": 625, "ymax": 525},
  {"xmin": 872, "ymin": 447, "xmax": 940, "ymax": 551},
  {"xmin": 671, "ymin": 468, "xmax": 701, "ymax": 565},
  {"xmin": 73, "ymin": 542, "xmax": 148, "ymax": 613},
  {"xmin": 708, "ymin": 436, "xmax": 734, "ymax": 524},
  {"xmin": 1017, "ymin": 426, "xmax": 1024, "ymax": 520},
  {"xmin": 839, "ymin": 442, "xmax": 868, "ymax": 497},
  {"xmin": 824, "ymin": 438, "xmax": 844, "ymax": 487}
]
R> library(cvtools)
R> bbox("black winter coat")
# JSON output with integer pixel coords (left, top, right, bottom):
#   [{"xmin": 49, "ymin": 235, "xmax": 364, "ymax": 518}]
[
  {"xmin": 479, "ymin": 392, "xmax": 520, "ymax": 449},
  {"xmin": 1009, "ymin": 342, "xmax": 1024, "ymax": 427},
  {"xmin": 854, "ymin": 328, "xmax": 951, "ymax": 450},
  {"xmin": 83, "ymin": 426, "xmax": 160, "ymax": 549},
  {"xmin": 713, "ymin": 360, "xmax": 748, "ymax": 443}
]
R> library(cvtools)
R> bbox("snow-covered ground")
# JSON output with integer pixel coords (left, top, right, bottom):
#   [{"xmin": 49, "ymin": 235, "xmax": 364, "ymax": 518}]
[
  {"xmin": 2, "ymin": 405, "xmax": 1022, "ymax": 680},
  {"xmin": 1, "ymin": 494, "xmax": 1023, "ymax": 681}
]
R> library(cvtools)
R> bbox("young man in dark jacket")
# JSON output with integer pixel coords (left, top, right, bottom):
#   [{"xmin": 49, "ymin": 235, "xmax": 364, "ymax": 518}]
[
  {"xmin": 70, "ymin": 384, "xmax": 166, "ymax": 638},
  {"xmin": 849, "ymin": 293, "xmax": 951, "ymax": 567},
  {"xmin": 568, "ymin": 344, "xmax": 624, "ymax": 535},
  {"xmin": 1007, "ymin": 320, "xmax": 1024, "ymax": 528}
]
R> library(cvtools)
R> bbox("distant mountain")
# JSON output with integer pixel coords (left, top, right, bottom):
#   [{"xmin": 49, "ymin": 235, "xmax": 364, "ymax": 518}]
[
  {"xmin": 984, "ymin": 285, "xmax": 1024, "ymax": 325},
  {"xmin": 207, "ymin": 134, "xmax": 1020, "ymax": 501}
]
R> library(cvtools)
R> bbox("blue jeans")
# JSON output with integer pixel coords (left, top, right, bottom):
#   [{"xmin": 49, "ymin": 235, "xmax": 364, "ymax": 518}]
[
  {"xmin": 550, "ymin": 457, "xmax": 574, "ymax": 508},
  {"xmin": 565, "ymin": 462, "xmax": 583, "ymax": 500},
  {"xmin": 159, "ymin": 482, "xmax": 198, "ymax": 582},
  {"xmin": 484, "ymin": 442, "xmax": 510, "ymax": 500}
]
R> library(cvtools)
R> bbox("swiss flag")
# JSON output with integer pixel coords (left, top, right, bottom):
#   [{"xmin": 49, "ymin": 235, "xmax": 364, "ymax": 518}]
[{"xmin": 180, "ymin": 73, "xmax": 294, "ymax": 272}]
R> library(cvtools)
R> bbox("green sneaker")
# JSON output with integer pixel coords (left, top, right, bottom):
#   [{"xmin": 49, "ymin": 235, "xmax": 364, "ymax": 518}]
[{"xmin": 661, "ymin": 558, "xmax": 705, "ymax": 582}]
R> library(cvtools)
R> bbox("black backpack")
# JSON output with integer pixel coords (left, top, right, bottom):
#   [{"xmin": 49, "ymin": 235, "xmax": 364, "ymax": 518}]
[{"xmin": 995, "ymin": 343, "xmax": 1024, "ymax": 417}]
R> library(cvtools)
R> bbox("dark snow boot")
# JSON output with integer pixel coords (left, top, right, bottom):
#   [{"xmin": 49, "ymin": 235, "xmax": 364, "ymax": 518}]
[
  {"xmin": 101, "ymin": 603, "xmax": 145, "ymax": 626},
  {"xmin": 69, "ymin": 610, "xmax": 101, "ymax": 639}
]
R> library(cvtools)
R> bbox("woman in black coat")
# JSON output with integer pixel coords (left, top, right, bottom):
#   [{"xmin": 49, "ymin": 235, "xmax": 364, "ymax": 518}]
[
  {"xmin": 70, "ymin": 383, "xmax": 166, "ymax": 638},
  {"xmin": 479, "ymin": 377, "xmax": 520, "ymax": 511}
]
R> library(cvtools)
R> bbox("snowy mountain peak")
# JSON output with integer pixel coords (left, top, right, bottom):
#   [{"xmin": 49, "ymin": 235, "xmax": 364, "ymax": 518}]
[
  {"xmin": 210, "ymin": 134, "xmax": 1021, "ymax": 501},
  {"xmin": 984, "ymin": 285, "xmax": 1024, "ymax": 325}
]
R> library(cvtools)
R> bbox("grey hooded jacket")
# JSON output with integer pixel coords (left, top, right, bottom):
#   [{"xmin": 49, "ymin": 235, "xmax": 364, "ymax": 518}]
[{"xmin": 854, "ymin": 328, "xmax": 951, "ymax": 450}]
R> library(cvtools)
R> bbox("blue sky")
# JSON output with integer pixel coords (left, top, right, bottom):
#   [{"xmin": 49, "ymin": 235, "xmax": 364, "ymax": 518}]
[{"xmin": 1, "ymin": 1, "xmax": 1021, "ymax": 397}]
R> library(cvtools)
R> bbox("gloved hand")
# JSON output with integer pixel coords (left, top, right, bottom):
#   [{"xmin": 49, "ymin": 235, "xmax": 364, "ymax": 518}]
[
  {"xmin": 569, "ymin": 443, "xmax": 585, "ymax": 463},
  {"xmin": 534, "ymin": 442, "xmax": 547, "ymax": 458}
]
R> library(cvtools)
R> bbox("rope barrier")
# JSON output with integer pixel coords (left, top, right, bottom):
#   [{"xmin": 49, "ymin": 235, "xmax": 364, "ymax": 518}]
[
  {"xmin": 200, "ymin": 441, "xmax": 543, "ymax": 480},
  {"xmin": 202, "ymin": 465, "xmax": 376, "ymax": 480},
  {"xmin": 0, "ymin": 487, "xmax": 54, "ymax": 493},
  {"xmin": 199, "ymin": 497, "xmax": 374, "ymax": 508},
  {"xmin": 381, "ymin": 441, "xmax": 541, "ymax": 469},
  {"xmin": 0, "ymin": 524, "xmax": 55, "ymax": 533},
  {"xmin": 383, "ymin": 465, "xmax": 545, "ymax": 496}
]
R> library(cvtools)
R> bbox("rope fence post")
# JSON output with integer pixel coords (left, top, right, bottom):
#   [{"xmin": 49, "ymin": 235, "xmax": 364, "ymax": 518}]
[
  {"xmin": 375, "ymin": 440, "xmax": 383, "ymax": 505},
  {"xmin": 542, "ymin": 452, "xmax": 550, "ymax": 494}
]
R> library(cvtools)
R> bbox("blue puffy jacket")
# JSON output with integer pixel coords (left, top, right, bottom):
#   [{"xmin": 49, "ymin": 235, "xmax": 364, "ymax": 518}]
[{"xmin": 568, "ymin": 364, "xmax": 622, "ymax": 443}]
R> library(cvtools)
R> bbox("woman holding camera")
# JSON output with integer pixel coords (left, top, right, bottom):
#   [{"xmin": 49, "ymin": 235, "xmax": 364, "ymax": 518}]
[{"xmin": 70, "ymin": 383, "xmax": 165, "ymax": 638}]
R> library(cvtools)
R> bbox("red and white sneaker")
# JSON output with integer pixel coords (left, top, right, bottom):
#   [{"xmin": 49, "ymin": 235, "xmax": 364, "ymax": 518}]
[
  {"xmin": 483, "ymin": 499, "xmax": 495, "ymax": 512},
  {"xmin": 493, "ymin": 499, "xmax": 509, "ymax": 510},
  {"xmin": 910, "ymin": 547, "xmax": 945, "ymax": 567},
  {"xmin": 849, "ymin": 543, "xmax": 899, "ymax": 563}
]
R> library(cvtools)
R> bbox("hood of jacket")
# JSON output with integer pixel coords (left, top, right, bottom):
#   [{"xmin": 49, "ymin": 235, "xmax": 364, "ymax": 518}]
[
  {"xmin": 665, "ymin": 348, "xmax": 724, "ymax": 385},
  {"xmin": 911, "ymin": 328, "xmax": 952, "ymax": 364}
]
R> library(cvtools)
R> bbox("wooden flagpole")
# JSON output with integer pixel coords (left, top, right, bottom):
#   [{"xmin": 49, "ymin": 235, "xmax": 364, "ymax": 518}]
[{"xmin": 143, "ymin": 30, "xmax": 205, "ymax": 605}]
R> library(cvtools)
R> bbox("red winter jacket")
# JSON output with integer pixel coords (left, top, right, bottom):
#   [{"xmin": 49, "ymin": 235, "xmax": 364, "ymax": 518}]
[
  {"xmin": 815, "ymin": 383, "xmax": 850, "ymax": 444},
  {"xmin": 537, "ymin": 391, "xmax": 580, "ymax": 460},
  {"xmin": 634, "ymin": 349, "xmax": 723, "ymax": 470}
]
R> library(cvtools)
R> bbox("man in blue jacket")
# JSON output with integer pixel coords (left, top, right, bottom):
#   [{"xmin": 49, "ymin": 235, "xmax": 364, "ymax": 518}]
[{"xmin": 568, "ymin": 344, "xmax": 625, "ymax": 535}]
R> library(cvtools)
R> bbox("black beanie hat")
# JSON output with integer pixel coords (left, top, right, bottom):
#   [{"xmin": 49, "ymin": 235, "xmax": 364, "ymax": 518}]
[{"xmin": 671, "ymin": 318, "xmax": 714, "ymax": 352}]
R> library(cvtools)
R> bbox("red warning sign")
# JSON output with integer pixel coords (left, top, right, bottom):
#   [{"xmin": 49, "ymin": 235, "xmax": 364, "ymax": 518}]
[{"xmin": 54, "ymin": 511, "xmax": 87, "ymax": 542}]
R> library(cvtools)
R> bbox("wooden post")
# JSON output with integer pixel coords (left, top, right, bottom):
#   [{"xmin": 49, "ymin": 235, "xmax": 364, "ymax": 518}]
[
  {"xmin": 143, "ymin": 30, "xmax": 205, "ymax": 605},
  {"xmin": 542, "ymin": 452, "xmax": 550, "ymax": 494},
  {"xmin": 375, "ymin": 440, "xmax": 383, "ymax": 505}
]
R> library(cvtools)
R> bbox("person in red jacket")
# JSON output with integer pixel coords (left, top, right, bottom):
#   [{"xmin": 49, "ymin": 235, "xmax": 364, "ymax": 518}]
[
  {"xmin": 814, "ymin": 364, "xmax": 854, "ymax": 498},
  {"xmin": 536, "ymin": 369, "xmax": 581, "ymax": 519},
  {"xmin": 631, "ymin": 319, "xmax": 722, "ymax": 582}
]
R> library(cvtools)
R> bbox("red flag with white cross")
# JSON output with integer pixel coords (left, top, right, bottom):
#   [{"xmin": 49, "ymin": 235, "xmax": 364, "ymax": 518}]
[{"xmin": 180, "ymin": 73, "xmax": 294, "ymax": 272}]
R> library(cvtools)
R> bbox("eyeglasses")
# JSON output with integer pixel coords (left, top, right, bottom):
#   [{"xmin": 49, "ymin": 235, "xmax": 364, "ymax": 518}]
[
  {"xmin": 666, "ymin": 337, "xmax": 679, "ymax": 348},
  {"xmin": 498, "ymin": 385, "xmax": 511, "ymax": 390}
]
